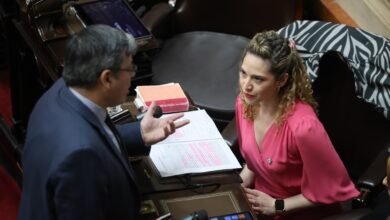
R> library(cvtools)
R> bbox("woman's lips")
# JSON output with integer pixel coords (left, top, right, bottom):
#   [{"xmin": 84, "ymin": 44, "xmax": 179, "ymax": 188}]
[{"xmin": 244, "ymin": 93, "xmax": 255, "ymax": 99}]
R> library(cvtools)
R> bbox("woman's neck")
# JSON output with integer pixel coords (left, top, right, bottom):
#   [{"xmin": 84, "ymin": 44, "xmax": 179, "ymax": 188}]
[{"xmin": 258, "ymin": 98, "xmax": 280, "ymax": 119}]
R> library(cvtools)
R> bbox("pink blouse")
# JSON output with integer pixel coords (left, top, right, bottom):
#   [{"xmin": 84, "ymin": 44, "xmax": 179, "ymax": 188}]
[{"xmin": 236, "ymin": 97, "xmax": 359, "ymax": 219}]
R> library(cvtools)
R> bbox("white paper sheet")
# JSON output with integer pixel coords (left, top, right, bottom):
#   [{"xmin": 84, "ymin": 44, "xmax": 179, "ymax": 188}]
[{"xmin": 149, "ymin": 110, "xmax": 241, "ymax": 177}]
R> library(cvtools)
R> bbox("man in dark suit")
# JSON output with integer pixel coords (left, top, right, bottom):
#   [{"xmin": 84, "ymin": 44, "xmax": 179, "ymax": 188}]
[{"xmin": 18, "ymin": 24, "xmax": 189, "ymax": 220}]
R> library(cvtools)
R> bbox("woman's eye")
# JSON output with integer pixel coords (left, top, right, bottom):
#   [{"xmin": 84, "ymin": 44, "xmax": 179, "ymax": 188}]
[{"xmin": 253, "ymin": 77, "xmax": 263, "ymax": 82}]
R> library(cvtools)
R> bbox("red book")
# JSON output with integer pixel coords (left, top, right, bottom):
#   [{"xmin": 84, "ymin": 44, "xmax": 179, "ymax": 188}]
[{"xmin": 135, "ymin": 83, "xmax": 189, "ymax": 113}]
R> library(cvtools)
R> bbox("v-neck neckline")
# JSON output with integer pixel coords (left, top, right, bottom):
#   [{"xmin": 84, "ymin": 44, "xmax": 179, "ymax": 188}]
[{"xmin": 253, "ymin": 121, "xmax": 275, "ymax": 154}]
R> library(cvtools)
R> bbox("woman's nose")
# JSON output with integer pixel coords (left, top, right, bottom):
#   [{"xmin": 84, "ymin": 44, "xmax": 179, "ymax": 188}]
[{"xmin": 243, "ymin": 79, "xmax": 252, "ymax": 91}]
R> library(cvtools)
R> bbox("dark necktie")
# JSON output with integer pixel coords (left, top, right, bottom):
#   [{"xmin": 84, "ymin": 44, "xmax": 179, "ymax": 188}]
[{"xmin": 104, "ymin": 115, "xmax": 129, "ymax": 160}]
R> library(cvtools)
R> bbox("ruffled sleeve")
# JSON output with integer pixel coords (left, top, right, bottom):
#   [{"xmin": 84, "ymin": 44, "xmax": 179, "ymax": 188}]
[{"xmin": 292, "ymin": 115, "xmax": 360, "ymax": 204}]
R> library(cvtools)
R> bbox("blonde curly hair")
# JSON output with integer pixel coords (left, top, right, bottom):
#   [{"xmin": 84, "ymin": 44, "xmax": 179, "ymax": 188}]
[{"xmin": 240, "ymin": 31, "xmax": 317, "ymax": 126}]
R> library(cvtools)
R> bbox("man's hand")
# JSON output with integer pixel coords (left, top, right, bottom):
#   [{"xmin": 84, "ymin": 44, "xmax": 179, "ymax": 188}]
[{"xmin": 140, "ymin": 102, "xmax": 190, "ymax": 145}]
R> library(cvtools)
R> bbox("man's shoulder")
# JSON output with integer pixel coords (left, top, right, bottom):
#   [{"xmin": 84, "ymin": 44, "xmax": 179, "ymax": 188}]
[{"xmin": 32, "ymin": 78, "xmax": 67, "ymax": 110}]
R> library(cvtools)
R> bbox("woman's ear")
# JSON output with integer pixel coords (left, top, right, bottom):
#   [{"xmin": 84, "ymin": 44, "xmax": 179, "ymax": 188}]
[{"xmin": 278, "ymin": 73, "xmax": 289, "ymax": 87}]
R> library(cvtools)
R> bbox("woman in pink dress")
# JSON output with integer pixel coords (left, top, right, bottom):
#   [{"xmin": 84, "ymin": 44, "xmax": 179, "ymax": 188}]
[{"xmin": 237, "ymin": 31, "xmax": 359, "ymax": 219}]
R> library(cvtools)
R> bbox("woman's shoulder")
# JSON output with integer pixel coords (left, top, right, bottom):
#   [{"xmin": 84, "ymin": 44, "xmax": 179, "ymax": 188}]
[
  {"xmin": 289, "ymin": 100, "xmax": 317, "ymax": 119},
  {"xmin": 286, "ymin": 101, "xmax": 321, "ymax": 132}
]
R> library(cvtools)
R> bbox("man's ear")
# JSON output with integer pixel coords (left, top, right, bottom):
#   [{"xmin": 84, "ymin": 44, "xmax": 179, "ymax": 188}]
[{"xmin": 99, "ymin": 69, "xmax": 113, "ymax": 89}]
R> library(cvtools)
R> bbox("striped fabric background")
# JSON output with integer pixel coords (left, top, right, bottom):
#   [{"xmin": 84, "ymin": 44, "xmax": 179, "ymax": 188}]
[{"xmin": 278, "ymin": 20, "xmax": 390, "ymax": 120}]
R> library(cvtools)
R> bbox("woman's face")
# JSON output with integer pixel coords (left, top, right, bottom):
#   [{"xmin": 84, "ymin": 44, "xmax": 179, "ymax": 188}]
[{"xmin": 239, "ymin": 53, "xmax": 282, "ymax": 105}]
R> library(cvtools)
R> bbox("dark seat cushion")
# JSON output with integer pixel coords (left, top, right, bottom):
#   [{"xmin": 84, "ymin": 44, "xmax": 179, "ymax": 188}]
[{"xmin": 152, "ymin": 31, "xmax": 249, "ymax": 125}]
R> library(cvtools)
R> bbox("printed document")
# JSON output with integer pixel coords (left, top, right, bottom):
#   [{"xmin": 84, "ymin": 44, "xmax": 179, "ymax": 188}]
[{"xmin": 149, "ymin": 110, "xmax": 241, "ymax": 177}]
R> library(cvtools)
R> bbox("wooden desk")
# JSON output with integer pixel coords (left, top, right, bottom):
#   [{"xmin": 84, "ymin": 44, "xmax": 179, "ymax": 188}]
[
  {"xmin": 117, "ymin": 101, "xmax": 255, "ymax": 219},
  {"xmin": 141, "ymin": 183, "xmax": 252, "ymax": 219},
  {"xmin": 132, "ymin": 157, "xmax": 254, "ymax": 219}
]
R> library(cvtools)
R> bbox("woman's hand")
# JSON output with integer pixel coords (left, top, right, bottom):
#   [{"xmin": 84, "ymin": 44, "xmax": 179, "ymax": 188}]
[
  {"xmin": 140, "ymin": 102, "xmax": 190, "ymax": 145},
  {"xmin": 240, "ymin": 164, "xmax": 255, "ymax": 188},
  {"xmin": 243, "ymin": 187, "xmax": 276, "ymax": 216}
]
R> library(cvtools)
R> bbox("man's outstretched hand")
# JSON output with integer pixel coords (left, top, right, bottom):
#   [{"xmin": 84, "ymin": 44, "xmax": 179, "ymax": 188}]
[{"xmin": 140, "ymin": 102, "xmax": 190, "ymax": 145}]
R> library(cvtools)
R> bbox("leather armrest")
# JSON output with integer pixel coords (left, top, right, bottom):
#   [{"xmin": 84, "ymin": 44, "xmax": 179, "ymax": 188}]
[
  {"xmin": 322, "ymin": 208, "xmax": 372, "ymax": 220},
  {"xmin": 355, "ymin": 146, "xmax": 389, "ymax": 206},
  {"xmin": 221, "ymin": 117, "xmax": 244, "ymax": 164},
  {"xmin": 141, "ymin": 2, "xmax": 174, "ymax": 39}
]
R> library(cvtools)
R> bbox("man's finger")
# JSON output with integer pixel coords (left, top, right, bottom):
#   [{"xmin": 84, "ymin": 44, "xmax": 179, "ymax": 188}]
[
  {"xmin": 164, "ymin": 112, "xmax": 185, "ymax": 122},
  {"xmin": 174, "ymin": 119, "xmax": 190, "ymax": 129},
  {"xmin": 145, "ymin": 102, "xmax": 157, "ymax": 117},
  {"xmin": 169, "ymin": 121, "xmax": 176, "ymax": 134},
  {"xmin": 163, "ymin": 125, "xmax": 170, "ymax": 137}
]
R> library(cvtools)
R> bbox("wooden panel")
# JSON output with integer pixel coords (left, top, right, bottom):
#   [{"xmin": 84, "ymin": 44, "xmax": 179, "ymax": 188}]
[{"xmin": 316, "ymin": 0, "xmax": 358, "ymax": 27}]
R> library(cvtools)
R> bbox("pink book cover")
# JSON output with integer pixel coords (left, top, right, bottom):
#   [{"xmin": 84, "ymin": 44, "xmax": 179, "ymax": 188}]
[{"xmin": 137, "ymin": 84, "xmax": 189, "ymax": 113}]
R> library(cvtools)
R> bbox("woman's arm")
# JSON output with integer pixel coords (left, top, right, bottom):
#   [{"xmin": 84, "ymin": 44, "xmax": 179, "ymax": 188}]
[
  {"xmin": 284, "ymin": 193, "xmax": 316, "ymax": 214},
  {"xmin": 244, "ymin": 188, "xmax": 316, "ymax": 216},
  {"xmin": 240, "ymin": 164, "xmax": 255, "ymax": 188}
]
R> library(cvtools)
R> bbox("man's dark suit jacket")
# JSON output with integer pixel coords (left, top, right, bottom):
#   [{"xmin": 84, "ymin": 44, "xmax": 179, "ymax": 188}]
[{"xmin": 18, "ymin": 78, "xmax": 150, "ymax": 220}]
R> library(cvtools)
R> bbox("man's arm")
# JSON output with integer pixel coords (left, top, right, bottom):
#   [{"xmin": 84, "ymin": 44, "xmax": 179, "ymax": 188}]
[{"xmin": 117, "ymin": 122, "xmax": 151, "ymax": 156}]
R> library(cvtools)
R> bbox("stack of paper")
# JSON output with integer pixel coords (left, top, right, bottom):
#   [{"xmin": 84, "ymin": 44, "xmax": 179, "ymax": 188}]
[
  {"xmin": 134, "ymin": 83, "xmax": 189, "ymax": 113},
  {"xmin": 149, "ymin": 110, "xmax": 241, "ymax": 177}
]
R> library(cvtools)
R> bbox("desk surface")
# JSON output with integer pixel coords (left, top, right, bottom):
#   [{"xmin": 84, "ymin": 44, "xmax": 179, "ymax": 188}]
[
  {"xmin": 132, "ymin": 157, "xmax": 253, "ymax": 220},
  {"xmin": 118, "ymin": 100, "xmax": 254, "ymax": 219}
]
